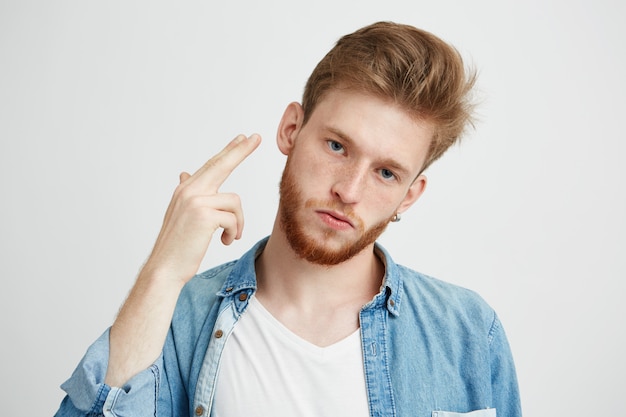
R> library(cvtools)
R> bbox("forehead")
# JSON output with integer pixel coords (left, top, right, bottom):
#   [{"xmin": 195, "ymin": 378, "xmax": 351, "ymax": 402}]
[{"xmin": 306, "ymin": 89, "xmax": 433, "ymax": 172}]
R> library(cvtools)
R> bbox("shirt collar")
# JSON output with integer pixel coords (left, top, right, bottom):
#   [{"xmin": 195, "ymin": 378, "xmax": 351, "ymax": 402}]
[
  {"xmin": 218, "ymin": 237, "xmax": 402, "ymax": 316},
  {"xmin": 217, "ymin": 237, "xmax": 267, "ymax": 298},
  {"xmin": 373, "ymin": 243, "xmax": 402, "ymax": 316}
]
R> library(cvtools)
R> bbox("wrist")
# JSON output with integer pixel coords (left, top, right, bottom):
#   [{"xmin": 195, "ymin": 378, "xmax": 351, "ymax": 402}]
[{"xmin": 138, "ymin": 260, "xmax": 191, "ymax": 290}]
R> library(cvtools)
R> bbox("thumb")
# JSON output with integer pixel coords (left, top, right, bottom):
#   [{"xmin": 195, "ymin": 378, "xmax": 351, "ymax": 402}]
[{"xmin": 179, "ymin": 172, "xmax": 191, "ymax": 184}]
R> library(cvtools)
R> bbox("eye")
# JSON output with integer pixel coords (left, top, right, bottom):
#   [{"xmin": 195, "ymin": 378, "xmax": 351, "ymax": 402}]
[
  {"xmin": 379, "ymin": 168, "xmax": 396, "ymax": 181},
  {"xmin": 326, "ymin": 140, "xmax": 345, "ymax": 154}
]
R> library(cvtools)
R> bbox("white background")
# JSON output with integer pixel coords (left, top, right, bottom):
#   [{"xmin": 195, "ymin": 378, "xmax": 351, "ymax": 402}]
[{"xmin": 1, "ymin": 1, "xmax": 624, "ymax": 416}]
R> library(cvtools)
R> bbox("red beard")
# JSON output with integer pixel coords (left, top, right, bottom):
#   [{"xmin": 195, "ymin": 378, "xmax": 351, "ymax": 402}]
[{"xmin": 278, "ymin": 159, "xmax": 392, "ymax": 266}]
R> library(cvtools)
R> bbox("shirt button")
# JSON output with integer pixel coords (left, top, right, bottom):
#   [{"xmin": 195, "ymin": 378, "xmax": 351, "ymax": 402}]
[
  {"xmin": 389, "ymin": 299, "xmax": 395, "ymax": 307},
  {"xmin": 225, "ymin": 287, "xmax": 233, "ymax": 292},
  {"xmin": 239, "ymin": 293, "xmax": 248, "ymax": 301},
  {"xmin": 195, "ymin": 405, "xmax": 205, "ymax": 416},
  {"xmin": 214, "ymin": 329, "xmax": 224, "ymax": 338}
]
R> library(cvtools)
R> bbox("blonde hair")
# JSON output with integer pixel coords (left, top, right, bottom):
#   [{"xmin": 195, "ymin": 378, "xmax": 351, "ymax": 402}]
[{"xmin": 303, "ymin": 21, "xmax": 476, "ymax": 171}]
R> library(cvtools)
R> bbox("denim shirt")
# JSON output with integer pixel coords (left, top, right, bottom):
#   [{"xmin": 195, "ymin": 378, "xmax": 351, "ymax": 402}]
[{"xmin": 55, "ymin": 238, "xmax": 521, "ymax": 417}]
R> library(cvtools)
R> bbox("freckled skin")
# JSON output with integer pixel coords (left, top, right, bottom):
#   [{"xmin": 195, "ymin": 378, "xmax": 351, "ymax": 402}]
[{"xmin": 275, "ymin": 89, "xmax": 432, "ymax": 265}]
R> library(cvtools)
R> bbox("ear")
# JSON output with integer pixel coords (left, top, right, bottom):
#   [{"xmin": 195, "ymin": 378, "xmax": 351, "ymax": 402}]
[
  {"xmin": 277, "ymin": 102, "xmax": 304, "ymax": 155},
  {"xmin": 396, "ymin": 174, "xmax": 428, "ymax": 214}
]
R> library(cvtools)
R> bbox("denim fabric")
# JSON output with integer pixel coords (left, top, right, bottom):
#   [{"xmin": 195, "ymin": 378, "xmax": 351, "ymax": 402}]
[{"xmin": 55, "ymin": 237, "xmax": 521, "ymax": 417}]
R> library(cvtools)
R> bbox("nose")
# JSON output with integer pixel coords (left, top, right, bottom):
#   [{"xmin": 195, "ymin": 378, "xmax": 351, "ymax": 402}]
[{"xmin": 331, "ymin": 163, "xmax": 368, "ymax": 204}]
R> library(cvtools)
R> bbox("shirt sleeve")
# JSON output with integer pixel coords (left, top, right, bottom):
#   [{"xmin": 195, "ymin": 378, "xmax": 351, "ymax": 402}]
[
  {"xmin": 488, "ymin": 314, "xmax": 522, "ymax": 417},
  {"xmin": 54, "ymin": 328, "xmax": 165, "ymax": 417}
]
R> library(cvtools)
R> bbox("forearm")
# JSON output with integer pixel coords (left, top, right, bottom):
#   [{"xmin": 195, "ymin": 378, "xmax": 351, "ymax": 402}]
[
  {"xmin": 105, "ymin": 266, "xmax": 185, "ymax": 387},
  {"xmin": 56, "ymin": 135, "xmax": 260, "ymax": 415},
  {"xmin": 102, "ymin": 135, "xmax": 260, "ymax": 388}
]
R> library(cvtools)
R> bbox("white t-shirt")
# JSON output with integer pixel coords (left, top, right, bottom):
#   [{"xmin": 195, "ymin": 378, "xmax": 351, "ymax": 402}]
[{"xmin": 212, "ymin": 296, "xmax": 370, "ymax": 417}]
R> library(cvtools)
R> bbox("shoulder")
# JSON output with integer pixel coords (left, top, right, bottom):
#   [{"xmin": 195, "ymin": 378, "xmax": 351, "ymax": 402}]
[
  {"xmin": 377, "ymin": 243, "xmax": 493, "ymax": 323},
  {"xmin": 398, "ymin": 265, "xmax": 487, "ymax": 305},
  {"xmin": 174, "ymin": 238, "xmax": 266, "ymax": 319},
  {"xmin": 395, "ymin": 264, "xmax": 496, "ymax": 329},
  {"xmin": 177, "ymin": 260, "xmax": 238, "ymax": 311}
]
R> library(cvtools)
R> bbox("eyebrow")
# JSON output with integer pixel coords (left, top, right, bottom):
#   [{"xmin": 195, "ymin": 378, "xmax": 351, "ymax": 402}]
[{"xmin": 326, "ymin": 127, "xmax": 413, "ymax": 179}]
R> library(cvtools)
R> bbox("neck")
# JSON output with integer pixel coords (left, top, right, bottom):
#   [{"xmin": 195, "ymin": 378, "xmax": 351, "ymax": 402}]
[
  {"xmin": 255, "ymin": 219, "xmax": 384, "ymax": 310},
  {"xmin": 253, "ymin": 219, "xmax": 384, "ymax": 347}
]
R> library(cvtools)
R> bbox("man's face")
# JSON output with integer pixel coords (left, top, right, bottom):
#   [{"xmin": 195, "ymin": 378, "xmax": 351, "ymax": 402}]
[{"xmin": 277, "ymin": 89, "xmax": 432, "ymax": 265}]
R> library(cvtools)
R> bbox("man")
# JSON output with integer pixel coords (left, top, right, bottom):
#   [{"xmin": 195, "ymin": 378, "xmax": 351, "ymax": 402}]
[{"xmin": 55, "ymin": 21, "xmax": 521, "ymax": 417}]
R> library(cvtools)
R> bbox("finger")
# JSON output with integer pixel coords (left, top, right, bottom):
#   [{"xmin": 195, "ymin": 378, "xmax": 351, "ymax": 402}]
[
  {"xmin": 214, "ymin": 134, "xmax": 250, "ymax": 158},
  {"xmin": 201, "ymin": 208, "xmax": 238, "ymax": 246},
  {"xmin": 202, "ymin": 193, "xmax": 245, "ymax": 241},
  {"xmin": 221, "ymin": 225, "xmax": 237, "ymax": 246},
  {"xmin": 192, "ymin": 134, "xmax": 261, "ymax": 192},
  {"xmin": 179, "ymin": 172, "xmax": 191, "ymax": 184}
]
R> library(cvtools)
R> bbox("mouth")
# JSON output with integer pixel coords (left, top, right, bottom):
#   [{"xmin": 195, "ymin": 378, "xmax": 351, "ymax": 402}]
[{"xmin": 317, "ymin": 209, "xmax": 355, "ymax": 229}]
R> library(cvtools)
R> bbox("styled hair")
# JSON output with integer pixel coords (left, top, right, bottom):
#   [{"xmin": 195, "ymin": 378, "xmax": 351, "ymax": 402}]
[{"xmin": 302, "ymin": 21, "xmax": 476, "ymax": 171}]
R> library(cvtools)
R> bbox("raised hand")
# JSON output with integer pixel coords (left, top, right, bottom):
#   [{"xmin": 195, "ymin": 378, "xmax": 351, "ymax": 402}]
[
  {"xmin": 143, "ymin": 134, "xmax": 261, "ymax": 285},
  {"xmin": 105, "ymin": 134, "xmax": 261, "ymax": 388}
]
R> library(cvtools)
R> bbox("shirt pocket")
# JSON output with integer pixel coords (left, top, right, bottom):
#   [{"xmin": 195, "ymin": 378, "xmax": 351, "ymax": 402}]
[{"xmin": 432, "ymin": 409, "xmax": 496, "ymax": 417}]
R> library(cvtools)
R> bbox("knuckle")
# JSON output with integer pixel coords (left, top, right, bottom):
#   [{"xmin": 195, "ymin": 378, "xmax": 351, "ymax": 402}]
[
  {"xmin": 185, "ymin": 195, "xmax": 207, "ymax": 211},
  {"xmin": 204, "ymin": 158, "xmax": 218, "ymax": 169},
  {"xmin": 227, "ymin": 193, "xmax": 242, "ymax": 205},
  {"xmin": 173, "ymin": 182, "xmax": 191, "ymax": 199}
]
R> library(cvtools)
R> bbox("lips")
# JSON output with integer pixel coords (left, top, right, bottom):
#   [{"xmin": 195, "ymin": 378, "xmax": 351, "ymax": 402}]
[{"xmin": 317, "ymin": 209, "xmax": 355, "ymax": 228}]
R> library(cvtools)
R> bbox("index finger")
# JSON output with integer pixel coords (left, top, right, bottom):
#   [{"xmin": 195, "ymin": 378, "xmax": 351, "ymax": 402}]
[{"xmin": 191, "ymin": 134, "xmax": 262, "ymax": 192}]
